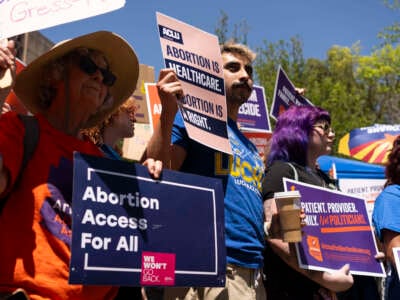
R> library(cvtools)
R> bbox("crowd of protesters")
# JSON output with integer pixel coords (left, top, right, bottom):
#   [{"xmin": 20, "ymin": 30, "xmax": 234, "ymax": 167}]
[{"xmin": 0, "ymin": 29, "xmax": 395, "ymax": 300}]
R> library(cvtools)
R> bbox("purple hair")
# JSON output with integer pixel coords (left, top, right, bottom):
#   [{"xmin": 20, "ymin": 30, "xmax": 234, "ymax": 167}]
[{"xmin": 267, "ymin": 105, "xmax": 331, "ymax": 167}]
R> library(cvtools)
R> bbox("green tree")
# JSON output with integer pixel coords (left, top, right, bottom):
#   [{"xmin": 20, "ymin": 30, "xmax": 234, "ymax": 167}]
[
  {"xmin": 214, "ymin": 9, "xmax": 400, "ymax": 154},
  {"xmin": 303, "ymin": 44, "xmax": 372, "ymax": 145},
  {"xmin": 214, "ymin": 10, "xmax": 249, "ymax": 45},
  {"xmin": 215, "ymin": 10, "xmax": 228, "ymax": 44},
  {"xmin": 378, "ymin": 0, "xmax": 400, "ymax": 45},
  {"xmin": 254, "ymin": 35, "xmax": 305, "ymax": 108},
  {"xmin": 357, "ymin": 44, "xmax": 400, "ymax": 124}
]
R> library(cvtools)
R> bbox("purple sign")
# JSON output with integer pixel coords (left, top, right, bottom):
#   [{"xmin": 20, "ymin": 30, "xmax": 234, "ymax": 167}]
[
  {"xmin": 237, "ymin": 85, "xmax": 271, "ymax": 132},
  {"xmin": 270, "ymin": 66, "xmax": 313, "ymax": 120},
  {"xmin": 283, "ymin": 178, "xmax": 385, "ymax": 277}
]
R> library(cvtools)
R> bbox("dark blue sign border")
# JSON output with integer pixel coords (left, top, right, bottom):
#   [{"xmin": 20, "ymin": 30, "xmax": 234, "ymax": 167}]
[{"xmin": 69, "ymin": 153, "xmax": 226, "ymax": 286}]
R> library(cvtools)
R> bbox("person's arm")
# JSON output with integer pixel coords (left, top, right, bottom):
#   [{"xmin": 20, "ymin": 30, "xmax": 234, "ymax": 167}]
[
  {"xmin": 142, "ymin": 69, "xmax": 185, "ymax": 170},
  {"xmin": 382, "ymin": 229, "xmax": 400, "ymax": 266},
  {"xmin": 0, "ymin": 40, "xmax": 16, "ymax": 104},
  {"xmin": 265, "ymin": 198, "xmax": 354, "ymax": 292},
  {"xmin": 267, "ymin": 238, "xmax": 353, "ymax": 292}
]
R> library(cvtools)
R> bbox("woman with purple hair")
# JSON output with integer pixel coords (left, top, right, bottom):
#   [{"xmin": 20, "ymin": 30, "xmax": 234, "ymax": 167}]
[{"xmin": 262, "ymin": 105, "xmax": 355, "ymax": 299}]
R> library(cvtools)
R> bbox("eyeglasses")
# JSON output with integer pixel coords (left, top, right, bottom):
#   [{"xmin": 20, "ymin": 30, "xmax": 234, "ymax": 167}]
[
  {"xmin": 79, "ymin": 56, "xmax": 116, "ymax": 87},
  {"xmin": 313, "ymin": 123, "xmax": 335, "ymax": 135}
]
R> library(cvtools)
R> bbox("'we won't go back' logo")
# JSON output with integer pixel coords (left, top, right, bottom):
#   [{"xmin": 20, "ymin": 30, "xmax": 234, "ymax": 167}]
[{"xmin": 140, "ymin": 251, "xmax": 176, "ymax": 286}]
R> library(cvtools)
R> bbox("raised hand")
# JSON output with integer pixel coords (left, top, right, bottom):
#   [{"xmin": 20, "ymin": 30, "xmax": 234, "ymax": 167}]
[
  {"xmin": 0, "ymin": 40, "xmax": 17, "ymax": 107},
  {"xmin": 156, "ymin": 68, "xmax": 183, "ymax": 118}
]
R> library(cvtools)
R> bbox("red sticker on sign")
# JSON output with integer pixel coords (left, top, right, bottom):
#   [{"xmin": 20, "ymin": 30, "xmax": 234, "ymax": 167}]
[{"xmin": 140, "ymin": 251, "xmax": 176, "ymax": 286}]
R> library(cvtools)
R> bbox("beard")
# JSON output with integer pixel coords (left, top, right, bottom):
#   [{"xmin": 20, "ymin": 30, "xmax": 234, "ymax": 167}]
[{"xmin": 228, "ymin": 82, "xmax": 253, "ymax": 104}]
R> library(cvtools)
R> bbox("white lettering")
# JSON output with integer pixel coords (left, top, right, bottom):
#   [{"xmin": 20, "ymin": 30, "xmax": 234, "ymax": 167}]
[{"xmin": 81, "ymin": 186, "xmax": 159, "ymax": 210}]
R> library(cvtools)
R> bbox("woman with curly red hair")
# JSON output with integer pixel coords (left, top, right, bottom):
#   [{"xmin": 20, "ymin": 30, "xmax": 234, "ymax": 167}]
[{"xmin": 82, "ymin": 96, "xmax": 136, "ymax": 160}]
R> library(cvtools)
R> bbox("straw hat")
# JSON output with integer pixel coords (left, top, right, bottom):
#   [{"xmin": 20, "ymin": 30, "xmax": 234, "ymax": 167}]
[{"xmin": 14, "ymin": 31, "xmax": 139, "ymax": 126}]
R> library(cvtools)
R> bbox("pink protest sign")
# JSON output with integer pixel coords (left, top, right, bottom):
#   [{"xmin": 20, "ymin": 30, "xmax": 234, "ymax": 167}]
[
  {"xmin": 156, "ymin": 12, "xmax": 231, "ymax": 154},
  {"xmin": 0, "ymin": 0, "xmax": 125, "ymax": 39},
  {"xmin": 141, "ymin": 251, "xmax": 176, "ymax": 286}
]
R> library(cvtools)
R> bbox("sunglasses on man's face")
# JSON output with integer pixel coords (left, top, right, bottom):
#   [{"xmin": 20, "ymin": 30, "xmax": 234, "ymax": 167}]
[{"xmin": 79, "ymin": 56, "xmax": 116, "ymax": 87}]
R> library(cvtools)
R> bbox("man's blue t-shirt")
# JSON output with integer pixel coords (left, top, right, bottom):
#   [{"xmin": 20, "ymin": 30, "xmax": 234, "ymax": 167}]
[
  {"xmin": 373, "ymin": 184, "xmax": 400, "ymax": 241},
  {"xmin": 171, "ymin": 112, "xmax": 265, "ymax": 268},
  {"xmin": 373, "ymin": 184, "xmax": 400, "ymax": 300}
]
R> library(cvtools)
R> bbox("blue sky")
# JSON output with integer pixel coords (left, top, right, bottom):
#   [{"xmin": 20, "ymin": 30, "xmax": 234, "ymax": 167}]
[{"xmin": 41, "ymin": 0, "xmax": 399, "ymax": 82}]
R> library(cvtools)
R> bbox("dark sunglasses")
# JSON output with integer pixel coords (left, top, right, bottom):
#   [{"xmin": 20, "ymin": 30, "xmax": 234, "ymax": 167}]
[{"xmin": 79, "ymin": 56, "xmax": 116, "ymax": 87}]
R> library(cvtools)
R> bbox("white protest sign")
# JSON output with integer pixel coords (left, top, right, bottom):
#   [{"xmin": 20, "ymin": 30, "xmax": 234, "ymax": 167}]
[
  {"xmin": 393, "ymin": 247, "xmax": 400, "ymax": 280},
  {"xmin": 0, "ymin": 0, "xmax": 125, "ymax": 39},
  {"xmin": 156, "ymin": 12, "xmax": 231, "ymax": 154},
  {"xmin": 338, "ymin": 178, "xmax": 385, "ymax": 222}
]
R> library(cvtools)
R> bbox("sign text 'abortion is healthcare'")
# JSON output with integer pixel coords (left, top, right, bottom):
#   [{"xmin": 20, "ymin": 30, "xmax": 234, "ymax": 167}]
[{"xmin": 157, "ymin": 12, "xmax": 231, "ymax": 154}]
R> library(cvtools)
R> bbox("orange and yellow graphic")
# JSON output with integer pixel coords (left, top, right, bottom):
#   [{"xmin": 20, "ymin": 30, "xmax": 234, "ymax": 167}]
[{"xmin": 307, "ymin": 235, "xmax": 323, "ymax": 262}]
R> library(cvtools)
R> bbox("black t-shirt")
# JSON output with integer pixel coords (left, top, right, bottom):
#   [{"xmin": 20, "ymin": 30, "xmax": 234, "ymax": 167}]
[
  {"xmin": 262, "ymin": 160, "xmax": 335, "ymax": 300},
  {"xmin": 262, "ymin": 160, "xmax": 334, "ymax": 200}
]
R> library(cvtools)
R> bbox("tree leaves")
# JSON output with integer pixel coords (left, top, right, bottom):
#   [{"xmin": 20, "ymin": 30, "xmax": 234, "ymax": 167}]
[{"xmin": 214, "ymin": 8, "xmax": 400, "ymax": 153}]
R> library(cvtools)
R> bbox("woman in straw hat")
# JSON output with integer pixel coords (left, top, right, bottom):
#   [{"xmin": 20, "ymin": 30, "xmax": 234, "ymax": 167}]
[{"xmin": 0, "ymin": 31, "xmax": 162, "ymax": 299}]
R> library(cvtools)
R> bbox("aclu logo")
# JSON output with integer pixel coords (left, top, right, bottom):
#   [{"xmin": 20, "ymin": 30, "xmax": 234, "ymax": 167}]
[{"xmin": 158, "ymin": 25, "xmax": 183, "ymax": 44}]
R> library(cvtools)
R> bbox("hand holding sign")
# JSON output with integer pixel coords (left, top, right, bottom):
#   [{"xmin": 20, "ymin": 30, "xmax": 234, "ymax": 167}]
[
  {"xmin": 321, "ymin": 263, "xmax": 353, "ymax": 293},
  {"xmin": 142, "ymin": 158, "xmax": 163, "ymax": 179},
  {"xmin": 0, "ymin": 39, "xmax": 16, "ymax": 110},
  {"xmin": 156, "ymin": 69, "xmax": 181, "ymax": 118}
]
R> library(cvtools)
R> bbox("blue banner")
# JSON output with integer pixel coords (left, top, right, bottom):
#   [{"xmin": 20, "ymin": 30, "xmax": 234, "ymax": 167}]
[{"xmin": 69, "ymin": 153, "xmax": 226, "ymax": 286}]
